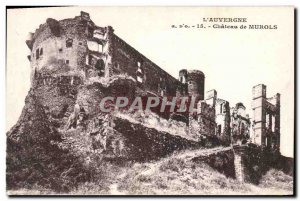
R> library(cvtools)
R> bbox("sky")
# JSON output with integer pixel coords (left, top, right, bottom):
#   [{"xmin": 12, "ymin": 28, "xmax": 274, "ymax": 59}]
[{"xmin": 6, "ymin": 7, "xmax": 294, "ymax": 157}]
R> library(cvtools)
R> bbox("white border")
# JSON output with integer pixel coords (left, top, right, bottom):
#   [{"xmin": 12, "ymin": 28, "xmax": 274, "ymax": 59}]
[{"xmin": 2, "ymin": 1, "xmax": 298, "ymax": 200}]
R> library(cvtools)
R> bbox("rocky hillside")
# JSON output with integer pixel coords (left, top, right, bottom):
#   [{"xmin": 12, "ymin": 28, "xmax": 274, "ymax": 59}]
[
  {"xmin": 6, "ymin": 75, "xmax": 202, "ymax": 193},
  {"xmin": 6, "ymin": 89, "xmax": 92, "ymax": 192}
]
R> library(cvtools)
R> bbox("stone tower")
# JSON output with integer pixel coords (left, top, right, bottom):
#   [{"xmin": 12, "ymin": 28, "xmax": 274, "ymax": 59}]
[
  {"xmin": 187, "ymin": 70, "xmax": 205, "ymax": 104},
  {"xmin": 252, "ymin": 84, "xmax": 280, "ymax": 151},
  {"xmin": 179, "ymin": 69, "xmax": 206, "ymax": 138},
  {"xmin": 25, "ymin": 11, "xmax": 114, "ymax": 86},
  {"xmin": 178, "ymin": 69, "xmax": 205, "ymax": 107}
]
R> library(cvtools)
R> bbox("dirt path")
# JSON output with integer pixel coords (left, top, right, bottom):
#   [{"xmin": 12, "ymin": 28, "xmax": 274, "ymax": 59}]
[
  {"xmin": 107, "ymin": 146, "xmax": 233, "ymax": 195},
  {"xmin": 173, "ymin": 146, "xmax": 233, "ymax": 161}
]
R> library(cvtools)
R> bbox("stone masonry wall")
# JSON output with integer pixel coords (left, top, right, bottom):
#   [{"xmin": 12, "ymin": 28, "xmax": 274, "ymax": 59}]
[
  {"xmin": 110, "ymin": 34, "xmax": 183, "ymax": 97},
  {"xmin": 29, "ymin": 17, "xmax": 88, "ymax": 84},
  {"xmin": 197, "ymin": 101, "xmax": 216, "ymax": 136}
]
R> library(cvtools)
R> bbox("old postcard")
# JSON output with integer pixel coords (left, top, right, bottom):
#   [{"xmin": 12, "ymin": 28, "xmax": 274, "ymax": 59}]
[{"xmin": 6, "ymin": 6, "xmax": 294, "ymax": 195}]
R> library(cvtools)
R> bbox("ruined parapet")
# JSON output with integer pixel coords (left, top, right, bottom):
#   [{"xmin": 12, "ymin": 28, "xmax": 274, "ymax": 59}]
[{"xmin": 252, "ymin": 84, "xmax": 280, "ymax": 151}]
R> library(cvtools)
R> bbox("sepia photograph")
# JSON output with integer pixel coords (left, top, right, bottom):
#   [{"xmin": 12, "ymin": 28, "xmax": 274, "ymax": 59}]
[{"xmin": 6, "ymin": 6, "xmax": 295, "ymax": 196}]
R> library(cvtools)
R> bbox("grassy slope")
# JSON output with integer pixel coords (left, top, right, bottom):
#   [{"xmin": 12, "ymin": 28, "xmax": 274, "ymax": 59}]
[{"xmin": 72, "ymin": 148, "xmax": 293, "ymax": 196}]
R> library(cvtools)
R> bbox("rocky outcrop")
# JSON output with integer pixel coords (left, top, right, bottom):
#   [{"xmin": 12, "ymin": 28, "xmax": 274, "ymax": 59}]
[
  {"xmin": 6, "ymin": 75, "xmax": 202, "ymax": 192},
  {"xmin": 6, "ymin": 89, "xmax": 91, "ymax": 192}
]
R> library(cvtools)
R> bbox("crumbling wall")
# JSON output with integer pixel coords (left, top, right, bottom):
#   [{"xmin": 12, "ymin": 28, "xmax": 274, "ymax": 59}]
[
  {"xmin": 75, "ymin": 75, "xmax": 137, "ymax": 119},
  {"xmin": 231, "ymin": 116, "xmax": 250, "ymax": 145},
  {"xmin": 196, "ymin": 101, "xmax": 216, "ymax": 136},
  {"xmin": 191, "ymin": 148, "xmax": 236, "ymax": 178},
  {"xmin": 62, "ymin": 112, "xmax": 200, "ymax": 162},
  {"xmin": 190, "ymin": 145, "xmax": 282, "ymax": 184},
  {"xmin": 231, "ymin": 103, "xmax": 251, "ymax": 145},
  {"xmin": 215, "ymin": 99, "xmax": 231, "ymax": 144},
  {"xmin": 252, "ymin": 84, "xmax": 280, "ymax": 151},
  {"xmin": 112, "ymin": 117, "xmax": 200, "ymax": 161},
  {"xmin": 232, "ymin": 144, "xmax": 283, "ymax": 184}
]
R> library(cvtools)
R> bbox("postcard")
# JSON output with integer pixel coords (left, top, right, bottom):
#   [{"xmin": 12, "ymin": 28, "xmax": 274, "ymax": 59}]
[{"xmin": 6, "ymin": 6, "xmax": 294, "ymax": 196}]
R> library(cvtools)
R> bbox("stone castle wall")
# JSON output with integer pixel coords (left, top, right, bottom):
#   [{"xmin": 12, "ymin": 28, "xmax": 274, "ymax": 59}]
[
  {"xmin": 110, "ymin": 34, "xmax": 184, "ymax": 97},
  {"xmin": 197, "ymin": 101, "xmax": 216, "ymax": 136}
]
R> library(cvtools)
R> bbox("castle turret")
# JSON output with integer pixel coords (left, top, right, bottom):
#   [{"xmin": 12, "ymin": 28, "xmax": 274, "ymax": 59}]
[
  {"xmin": 26, "ymin": 11, "xmax": 114, "ymax": 86},
  {"xmin": 187, "ymin": 70, "xmax": 205, "ymax": 104},
  {"xmin": 178, "ymin": 69, "xmax": 205, "ymax": 106}
]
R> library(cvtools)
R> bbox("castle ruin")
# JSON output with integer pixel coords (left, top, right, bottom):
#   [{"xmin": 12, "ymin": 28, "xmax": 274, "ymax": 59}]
[
  {"xmin": 252, "ymin": 84, "xmax": 280, "ymax": 151},
  {"xmin": 25, "ymin": 11, "xmax": 281, "ymax": 151}
]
